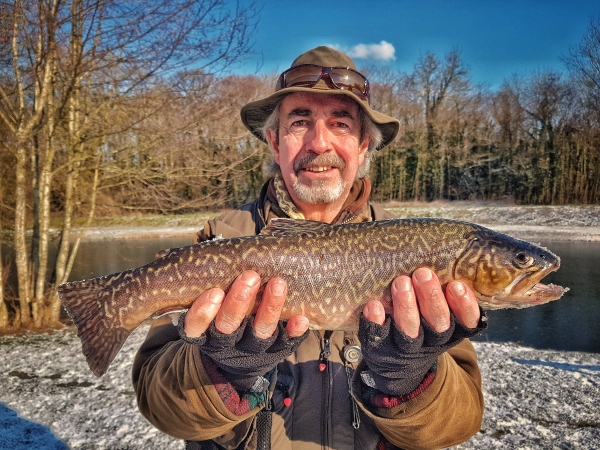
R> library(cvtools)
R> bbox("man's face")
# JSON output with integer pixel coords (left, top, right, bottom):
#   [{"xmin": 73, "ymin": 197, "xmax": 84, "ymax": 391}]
[{"xmin": 267, "ymin": 93, "xmax": 370, "ymax": 214}]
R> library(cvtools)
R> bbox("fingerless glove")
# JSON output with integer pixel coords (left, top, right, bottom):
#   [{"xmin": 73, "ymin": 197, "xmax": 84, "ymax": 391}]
[
  {"xmin": 358, "ymin": 311, "xmax": 486, "ymax": 396},
  {"xmin": 178, "ymin": 314, "xmax": 309, "ymax": 392}
]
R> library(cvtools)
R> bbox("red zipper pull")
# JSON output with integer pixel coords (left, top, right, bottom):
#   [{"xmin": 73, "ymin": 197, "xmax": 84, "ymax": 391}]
[{"xmin": 319, "ymin": 331, "xmax": 332, "ymax": 372}]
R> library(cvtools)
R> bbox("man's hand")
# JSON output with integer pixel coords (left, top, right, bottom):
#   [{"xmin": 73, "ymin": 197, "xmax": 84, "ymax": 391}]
[
  {"xmin": 183, "ymin": 270, "xmax": 309, "ymax": 339},
  {"xmin": 362, "ymin": 267, "xmax": 481, "ymax": 333},
  {"xmin": 179, "ymin": 271, "xmax": 309, "ymax": 392},
  {"xmin": 359, "ymin": 267, "xmax": 485, "ymax": 396}
]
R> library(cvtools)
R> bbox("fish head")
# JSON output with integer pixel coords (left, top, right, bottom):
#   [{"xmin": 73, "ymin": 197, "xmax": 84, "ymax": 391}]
[{"xmin": 454, "ymin": 230, "xmax": 568, "ymax": 309}]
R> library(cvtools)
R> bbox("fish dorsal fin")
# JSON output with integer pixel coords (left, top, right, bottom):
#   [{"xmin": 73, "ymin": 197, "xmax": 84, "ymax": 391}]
[
  {"xmin": 155, "ymin": 248, "xmax": 173, "ymax": 259},
  {"xmin": 260, "ymin": 218, "xmax": 333, "ymax": 237}
]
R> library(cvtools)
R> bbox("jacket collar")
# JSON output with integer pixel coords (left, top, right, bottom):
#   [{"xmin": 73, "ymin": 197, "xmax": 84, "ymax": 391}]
[{"xmin": 263, "ymin": 177, "xmax": 372, "ymax": 225}]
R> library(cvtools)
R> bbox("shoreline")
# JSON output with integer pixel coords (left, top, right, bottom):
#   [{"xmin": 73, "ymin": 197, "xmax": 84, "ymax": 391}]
[
  {"xmin": 67, "ymin": 223, "xmax": 600, "ymax": 242},
  {"xmin": 6, "ymin": 203, "xmax": 599, "ymax": 241}
]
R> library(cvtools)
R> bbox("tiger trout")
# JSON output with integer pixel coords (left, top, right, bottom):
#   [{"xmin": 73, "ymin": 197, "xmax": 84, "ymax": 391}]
[{"xmin": 58, "ymin": 218, "xmax": 568, "ymax": 376}]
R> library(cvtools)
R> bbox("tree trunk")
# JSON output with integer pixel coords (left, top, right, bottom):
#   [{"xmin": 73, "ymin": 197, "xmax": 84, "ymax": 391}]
[
  {"xmin": 0, "ymin": 177, "xmax": 8, "ymax": 330},
  {"xmin": 14, "ymin": 137, "xmax": 31, "ymax": 328}
]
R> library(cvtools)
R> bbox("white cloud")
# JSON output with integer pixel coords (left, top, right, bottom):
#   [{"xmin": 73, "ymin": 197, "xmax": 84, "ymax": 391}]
[{"xmin": 332, "ymin": 41, "xmax": 396, "ymax": 61}]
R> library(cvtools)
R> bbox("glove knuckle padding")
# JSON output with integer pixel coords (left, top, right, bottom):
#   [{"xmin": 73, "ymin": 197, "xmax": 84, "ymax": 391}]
[
  {"xmin": 358, "ymin": 310, "xmax": 486, "ymax": 396},
  {"xmin": 178, "ymin": 312, "xmax": 308, "ymax": 391}
]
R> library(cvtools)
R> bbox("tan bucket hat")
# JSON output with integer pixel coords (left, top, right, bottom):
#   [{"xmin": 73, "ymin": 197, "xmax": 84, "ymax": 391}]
[{"xmin": 240, "ymin": 46, "xmax": 400, "ymax": 150}]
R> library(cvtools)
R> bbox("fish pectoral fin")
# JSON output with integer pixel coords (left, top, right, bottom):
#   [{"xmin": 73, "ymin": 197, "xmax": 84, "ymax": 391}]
[{"xmin": 152, "ymin": 308, "xmax": 189, "ymax": 326}]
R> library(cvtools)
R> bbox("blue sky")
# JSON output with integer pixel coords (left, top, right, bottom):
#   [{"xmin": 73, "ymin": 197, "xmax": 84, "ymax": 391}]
[{"xmin": 232, "ymin": 0, "xmax": 600, "ymax": 89}]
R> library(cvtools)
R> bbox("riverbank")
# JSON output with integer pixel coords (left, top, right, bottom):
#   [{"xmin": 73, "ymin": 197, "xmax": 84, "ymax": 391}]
[
  {"xmin": 70, "ymin": 203, "xmax": 600, "ymax": 241},
  {"xmin": 0, "ymin": 326, "xmax": 598, "ymax": 449}
]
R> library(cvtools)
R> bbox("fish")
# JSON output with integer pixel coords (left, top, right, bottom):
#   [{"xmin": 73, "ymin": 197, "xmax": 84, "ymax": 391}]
[{"xmin": 58, "ymin": 218, "xmax": 568, "ymax": 376}]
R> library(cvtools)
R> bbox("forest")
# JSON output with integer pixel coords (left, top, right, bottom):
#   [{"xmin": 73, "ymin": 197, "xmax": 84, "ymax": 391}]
[{"xmin": 0, "ymin": 0, "xmax": 599, "ymax": 329}]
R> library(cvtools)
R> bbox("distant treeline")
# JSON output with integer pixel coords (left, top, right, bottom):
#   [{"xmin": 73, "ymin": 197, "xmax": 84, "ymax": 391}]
[
  {"xmin": 0, "ymin": 1, "xmax": 598, "ymax": 328},
  {"xmin": 5, "ymin": 44, "xmax": 597, "ymax": 223},
  {"xmin": 5, "ymin": 51, "xmax": 597, "ymax": 219},
  {"xmin": 367, "ymin": 51, "xmax": 600, "ymax": 205}
]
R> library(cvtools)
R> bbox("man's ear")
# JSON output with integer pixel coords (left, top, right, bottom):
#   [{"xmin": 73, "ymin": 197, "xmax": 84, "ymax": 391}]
[
  {"xmin": 267, "ymin": 128, "xmax": 280, "ymax": 164},
  {"xmin": 358, "ymin": 135, "xmax": 371, "ymax": 166}
]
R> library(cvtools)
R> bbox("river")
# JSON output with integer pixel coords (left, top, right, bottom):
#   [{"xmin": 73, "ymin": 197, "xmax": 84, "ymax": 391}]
[{"xmin": 60, "ymin": 236, "xmax": 600, "ymax": 354}]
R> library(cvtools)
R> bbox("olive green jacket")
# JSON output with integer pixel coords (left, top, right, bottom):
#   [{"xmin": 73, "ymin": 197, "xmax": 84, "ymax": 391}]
[{"xmin": 132, "ymin": 192, "xmax": 484, "ymax": 450}]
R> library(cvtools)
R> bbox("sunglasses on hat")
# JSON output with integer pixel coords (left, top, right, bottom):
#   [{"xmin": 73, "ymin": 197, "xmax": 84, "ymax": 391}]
[{"xmin": 275, "ymin": 64, "xmax": 370, "ymax": 102}]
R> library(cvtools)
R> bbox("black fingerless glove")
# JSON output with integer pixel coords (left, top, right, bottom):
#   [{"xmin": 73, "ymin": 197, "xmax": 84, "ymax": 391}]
[
  {"xmin": 178, "ymin": 314, "xmax": 309, "ymax": 392},
  {"xmin": 358, "ymin": 311, "xmax": 486, "ymax": 396}
]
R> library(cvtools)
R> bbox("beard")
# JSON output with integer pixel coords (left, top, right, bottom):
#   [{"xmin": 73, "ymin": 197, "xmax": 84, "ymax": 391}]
[
  {"xmin": 290, "ymin": 154, "xmax": 347, "ymax": 204},
  {"xmin": 291, "ymin": 177, "xmax": 345, "ymax": 204}
]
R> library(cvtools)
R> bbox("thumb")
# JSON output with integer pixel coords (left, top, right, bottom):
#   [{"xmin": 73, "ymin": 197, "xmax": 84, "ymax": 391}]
[
  {"xmin": 184, "ymin": 288, "xmax": 225, "ymax": 338},
  {"xmin": 363, "ymin": 300, "xmax": 386, "ymax": 326}
]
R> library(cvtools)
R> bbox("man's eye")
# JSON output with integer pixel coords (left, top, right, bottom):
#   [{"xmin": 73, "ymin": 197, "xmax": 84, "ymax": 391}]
[{"xmin": 291, "ymin": 120, "xmax": 309, "ymax": 127}]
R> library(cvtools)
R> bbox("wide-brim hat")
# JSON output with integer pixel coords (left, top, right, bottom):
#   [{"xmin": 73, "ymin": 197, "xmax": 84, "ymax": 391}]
[{"xmin": 240, "ymin": 46, "xmax": 400, "ymax": 150}]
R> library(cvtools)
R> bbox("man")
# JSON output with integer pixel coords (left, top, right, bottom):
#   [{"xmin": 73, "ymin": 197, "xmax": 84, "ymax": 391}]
[{"xmin": 133, "ymin": 46, "xmax": 486, "ymax": 450}]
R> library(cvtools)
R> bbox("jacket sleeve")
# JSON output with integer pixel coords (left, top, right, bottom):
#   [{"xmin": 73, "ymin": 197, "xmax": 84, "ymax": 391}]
[
  {"xmin": 352, "ymin": 339, "xmax": 483, "ymax": 450},
  {"xmin": 132, "ymin": 316, "xmax": 261, "ymax": 442}
]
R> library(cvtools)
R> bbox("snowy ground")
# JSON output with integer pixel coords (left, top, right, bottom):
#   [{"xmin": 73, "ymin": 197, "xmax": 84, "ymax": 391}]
[
  {"xmin": 72, "ymin": 203, "xmax": 600, "ymax": 242},
  {"xmin": 1, "ymin": 203, "xmax": 599, "ymax": 449},
  {"xmin": 1, "ymin": 326, "xmax": 599, "ymax": 449}
]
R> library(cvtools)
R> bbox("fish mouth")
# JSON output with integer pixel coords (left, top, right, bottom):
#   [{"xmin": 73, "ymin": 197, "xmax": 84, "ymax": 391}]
[
  {"xmin": 476, "ymin": 263, "xmax": 568, "ymax": 310},
  {"xmin": 502, "ymin": 264, "xmax": 568, "ymax": 307},
  {"xmin": 523, "ymin": 281, "xmax": 569, "ymax": 304}
]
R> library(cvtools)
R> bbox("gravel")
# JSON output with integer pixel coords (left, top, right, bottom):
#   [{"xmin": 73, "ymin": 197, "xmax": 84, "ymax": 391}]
[{"xmin": 1, "ymin": 326, "xmax": 599, "ymax": 449}]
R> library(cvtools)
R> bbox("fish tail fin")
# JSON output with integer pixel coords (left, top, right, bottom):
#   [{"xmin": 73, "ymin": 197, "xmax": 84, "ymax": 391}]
[{"xmin": 58, "ymin": 278, "xmax": 132, "ymax": 377}]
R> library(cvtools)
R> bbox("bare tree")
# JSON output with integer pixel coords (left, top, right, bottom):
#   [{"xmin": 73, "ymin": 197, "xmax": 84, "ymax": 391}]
[
  {"xmin": 0, "ymin": 0, "xmax": 258, "ymax": 329},
  {"xmin": 406, "ymin": 50, "xmax": 471, "ymax": 200},
  {"xmin": 563, "ymin": 16, "xmax": 600, "ymax": 125}
]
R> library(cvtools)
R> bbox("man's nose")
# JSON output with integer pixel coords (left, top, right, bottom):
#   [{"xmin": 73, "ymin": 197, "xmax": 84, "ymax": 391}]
[{"xmin": 307, "ymin": 119, "xmax": 331, "ymax": 153}]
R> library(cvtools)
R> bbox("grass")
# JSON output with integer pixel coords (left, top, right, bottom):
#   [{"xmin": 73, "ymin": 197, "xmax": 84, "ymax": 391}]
[{"xmin": 40, "ymin": 202, "xmax": 599, "ymax": 230}]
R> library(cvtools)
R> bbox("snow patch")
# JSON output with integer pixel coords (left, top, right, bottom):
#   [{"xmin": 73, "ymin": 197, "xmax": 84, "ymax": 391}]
[{"xmin": 1, "ymin": 328, "xmax": 599, "ymax": 448}]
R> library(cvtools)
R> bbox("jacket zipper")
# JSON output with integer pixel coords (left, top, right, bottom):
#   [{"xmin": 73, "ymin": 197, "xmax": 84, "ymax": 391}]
[
  {"xmin": 339, "ymin": 213, "xmax": 358, "ymax": 225},
  {"xmin": 319, "ymin": 330, "xmax": 333, "ymax": 449}
]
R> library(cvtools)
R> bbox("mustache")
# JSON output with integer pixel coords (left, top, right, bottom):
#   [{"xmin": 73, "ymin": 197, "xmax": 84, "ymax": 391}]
[{"xmin": 293, "ymin": 154, "xmax": 346, "ymax": 172}]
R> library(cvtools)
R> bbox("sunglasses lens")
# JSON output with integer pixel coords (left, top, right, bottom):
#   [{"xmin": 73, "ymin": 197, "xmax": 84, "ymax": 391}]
[
  {"xmin": 278, "ymin": 65, "xmax": 324, "ymax": 89},
  {"xmin": 329, "ymin": 69, "xmax": 368, "ymax": 96}
]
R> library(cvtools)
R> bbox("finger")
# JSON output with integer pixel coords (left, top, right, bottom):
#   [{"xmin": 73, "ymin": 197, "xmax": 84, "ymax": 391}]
[
  {"xmin": 253, "ymin": 277, "xmax": 287, "ymax": 339},
  {"xmin": 363, "ymin": 299, "xmax": 386, "ymax": 326},
  {"xmin": 391, "ymin": 275, "xmax": 421, "ymax": 338},
  {"xmin": 285, "ymin": 315, "xmax": 310, "ymax": 338},
  {"xmin": 215, "ymin": 270, "xmax": 261, "ymax": 335},
  {"xmin": 412, "ymin": 268, "xmax": 451, "ymax": 333},
  {"xmin": 184, "ymin": 288, "xmax": 225, "ymax": 338},
  {"xmin": 445, "ymin": 281, "xmax": 481, "ymax": 328}
]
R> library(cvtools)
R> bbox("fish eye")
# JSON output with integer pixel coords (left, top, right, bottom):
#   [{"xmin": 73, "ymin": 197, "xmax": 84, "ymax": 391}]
[{"xmin": 514, "ymin": 252, "xmax": 534, "ymax": 267}]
